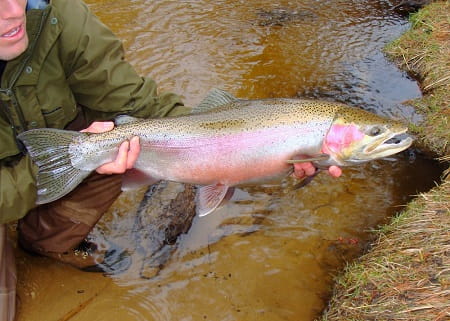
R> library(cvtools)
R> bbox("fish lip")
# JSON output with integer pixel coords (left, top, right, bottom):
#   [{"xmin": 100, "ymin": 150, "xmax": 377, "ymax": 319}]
[{"xmin": 363, "ymin": 128, "xmax": 413, "ymax": 156}]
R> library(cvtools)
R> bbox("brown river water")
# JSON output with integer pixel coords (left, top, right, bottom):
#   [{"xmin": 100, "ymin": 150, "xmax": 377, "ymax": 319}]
[{"xmin": 16, "ymin": 1, "xmax": 445, "ymax": 320}]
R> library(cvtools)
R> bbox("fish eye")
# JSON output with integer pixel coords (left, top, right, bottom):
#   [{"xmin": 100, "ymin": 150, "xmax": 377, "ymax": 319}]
[{"xmin": 367, "ymin": 126, "xmax": 383, "ymax": 136}]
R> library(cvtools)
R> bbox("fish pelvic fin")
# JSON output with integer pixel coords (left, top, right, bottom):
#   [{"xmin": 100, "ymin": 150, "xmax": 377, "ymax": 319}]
[
  {"xmin": 193, "ymin": 88, "xmax": 238, "ymax": 113},
  {"xmin": 196, "ymin": 184, "xmax": 234, "ymax": 217},
  {"xmin": 18, "ymin": 128, "xmax": 91, "ymax": 204}
]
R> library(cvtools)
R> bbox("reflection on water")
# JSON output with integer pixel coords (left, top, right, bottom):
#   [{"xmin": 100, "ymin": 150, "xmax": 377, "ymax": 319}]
[
  {"xmin": 19, "ymin": 0, "xmax": 444, "ymax": 320},
  {"xmin": 88, "ymin": 0, "xmax": 421, "ymax": 113}
]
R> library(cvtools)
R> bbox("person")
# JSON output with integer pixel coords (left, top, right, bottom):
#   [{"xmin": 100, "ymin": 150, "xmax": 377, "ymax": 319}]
[{"xmin": 0, "ymin": 0, "xmax": 341, "ymax": 320}]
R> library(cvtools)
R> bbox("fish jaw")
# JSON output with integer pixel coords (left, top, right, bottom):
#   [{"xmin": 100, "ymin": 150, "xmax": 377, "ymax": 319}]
[{"xmin": 360, "ymin": 129, "xmax": 413, "ymax": 159}]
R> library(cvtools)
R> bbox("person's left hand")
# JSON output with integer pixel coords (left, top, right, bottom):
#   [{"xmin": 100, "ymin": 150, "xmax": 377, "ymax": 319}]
[
  {"xmin": 81, "ymin": 121, "xmax": 140, "ymax": 174},
  {"xmin": 292, "ymin": 162, "xmax": 342, "ymax": 179}
]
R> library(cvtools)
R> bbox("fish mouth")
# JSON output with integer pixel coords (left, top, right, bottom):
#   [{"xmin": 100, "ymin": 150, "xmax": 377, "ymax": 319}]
[{"xmin": 363, "ymin": 128, "xmax": 413, "ymax": 158}]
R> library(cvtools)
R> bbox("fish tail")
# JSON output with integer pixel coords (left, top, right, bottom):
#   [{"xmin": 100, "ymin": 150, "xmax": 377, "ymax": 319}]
[{"xmin": 18, "ymin": 128, "xmax": 92, "ymax": 204}]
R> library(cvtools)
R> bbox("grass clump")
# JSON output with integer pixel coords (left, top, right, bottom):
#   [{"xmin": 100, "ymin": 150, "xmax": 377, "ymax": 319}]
[
  {"xmin": 322, "ymin": 173, "xmax": 450, "ymax": 321},
  {"xmin": 385, "ymin": 1, "xmax": 449, "ymax": 155}
]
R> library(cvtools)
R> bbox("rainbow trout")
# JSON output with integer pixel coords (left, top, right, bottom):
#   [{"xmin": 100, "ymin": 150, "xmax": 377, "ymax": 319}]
[{"xmin": 18, "ymin": 89, "xmax": 413, "ymax": 216}]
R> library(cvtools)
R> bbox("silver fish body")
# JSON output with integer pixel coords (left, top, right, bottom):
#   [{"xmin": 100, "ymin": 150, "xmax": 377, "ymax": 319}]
[{"xmin": 18, "ymin": 89, "xmax": 413, "ymax": 216}]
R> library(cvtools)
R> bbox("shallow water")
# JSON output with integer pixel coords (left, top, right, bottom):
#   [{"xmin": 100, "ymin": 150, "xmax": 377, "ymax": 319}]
[{"xmin": 17, "ymin": 0, "xmax": 445, "ymax": 320}]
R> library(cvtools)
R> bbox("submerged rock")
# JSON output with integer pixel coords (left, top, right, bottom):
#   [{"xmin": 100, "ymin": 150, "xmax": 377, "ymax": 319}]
[{"xmin": 132, "ymin": 181, "xmax": 196, "ymax": 279}]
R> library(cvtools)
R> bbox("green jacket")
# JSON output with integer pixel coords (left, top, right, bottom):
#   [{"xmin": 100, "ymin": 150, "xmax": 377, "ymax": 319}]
[{"xmin": 0, "ymin": 0, "xmax": 189, "ymax": 223}]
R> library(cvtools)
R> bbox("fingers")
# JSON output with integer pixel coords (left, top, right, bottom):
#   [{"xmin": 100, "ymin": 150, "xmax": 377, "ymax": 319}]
[
  {"xmin": 96, "ymin": 140, "xmax": 130, "ymax": 174},
  {"xmin": 327, "ymin": 165, "xmax": 342, "ymax": 178},
  {"xmin": 95, "ymin": 136, "xmax": 140, "ymax": 174},
  {"xmin": 293, "ymin": 162, "xmax": 316, "ymax": 179},
  {"xmin": 81, "ymin": 121, "xmax": 114, "ymax": 134},
  {"xmin": 292, "ymin": 162, "xmax": 342, "ymax": 179},
  {"xmin": 83, "ymin": 120, "xmax": 140, "ymax": 175},
  {"xmin": 127, "ymin": 136, "xmax": 140, "ymax": 169}
]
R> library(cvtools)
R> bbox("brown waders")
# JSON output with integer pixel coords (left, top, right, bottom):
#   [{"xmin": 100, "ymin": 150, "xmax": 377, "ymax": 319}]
[{"xmin": 17, "ymin": 173, "xmax": 122, "ymax": 255}]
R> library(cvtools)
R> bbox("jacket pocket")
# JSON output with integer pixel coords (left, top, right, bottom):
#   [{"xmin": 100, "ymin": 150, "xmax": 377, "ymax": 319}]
[
  {"xmin": 42, "ymin": 105, "xmax": 65, "ymax": 127},
  {"xmin": 38, "ymin": 87, "xmax": 78, "ymax": 129}
]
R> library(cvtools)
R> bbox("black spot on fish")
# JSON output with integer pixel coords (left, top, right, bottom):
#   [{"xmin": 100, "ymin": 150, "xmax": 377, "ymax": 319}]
[{"xmin": 199, "ymin": 119, "xmax": 247, "ymax": 130}]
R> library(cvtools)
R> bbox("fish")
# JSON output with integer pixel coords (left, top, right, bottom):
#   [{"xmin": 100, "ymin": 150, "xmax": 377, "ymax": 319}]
[{"xmin": 18, "ymin": 89, "xmax": 413, "ymax": 217}]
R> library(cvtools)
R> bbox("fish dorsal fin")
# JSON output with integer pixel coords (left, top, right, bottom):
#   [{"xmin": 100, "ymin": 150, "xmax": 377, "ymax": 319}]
[
  {"xmin": 115, "ymin": 115, "xmax": 141, "ymax": 126},
  {"xmin": 193, "ymin": 88, "xmax": 238, "ymax": 114},
  {"xmin": 196, "ymin": 184, "xmax": 231, "ymax": 217}
]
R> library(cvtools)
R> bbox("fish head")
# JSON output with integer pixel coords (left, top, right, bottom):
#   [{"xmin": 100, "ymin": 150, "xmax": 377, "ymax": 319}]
[{"xmin": 321, "ymin": 106, "xmax": 413, "ymax": 166}]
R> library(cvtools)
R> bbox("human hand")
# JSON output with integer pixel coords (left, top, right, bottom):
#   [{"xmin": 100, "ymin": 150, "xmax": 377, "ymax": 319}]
[
  {"xmin": 292, "ymin": 162, "xmax": 342, "ymax": 179},
  {"xmin": 81, "ymin": 121, "xmax": 140, "ymax": 174}
]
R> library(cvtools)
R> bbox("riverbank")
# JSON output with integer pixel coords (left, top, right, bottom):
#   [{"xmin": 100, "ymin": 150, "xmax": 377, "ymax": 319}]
[{"xmin": 321, "ymin": 2, "xmax": 449, "ymax": 320}]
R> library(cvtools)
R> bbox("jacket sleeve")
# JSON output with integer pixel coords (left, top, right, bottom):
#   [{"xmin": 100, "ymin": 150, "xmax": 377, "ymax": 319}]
[
  {"xmin": 0, "ymin": 156, "xmax": 37, "ymax": 224},
  {"xmin": 58, "ymin": 0, "xmax": 190, "ymax": 121}
]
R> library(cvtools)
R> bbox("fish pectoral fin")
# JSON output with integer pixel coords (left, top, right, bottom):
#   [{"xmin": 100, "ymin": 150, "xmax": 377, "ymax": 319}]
[
  {"xmin": 293, "ymin": 169, "xmax": 322, "ymax": 189},
  {"xmin": 196, "ymin": 184, "xmax": 233, "ymax": 217},
  {"xmin": 122, "ymin": 168, "xmax": 159, "ymax": 191},
  {"xmin": 286, "ymin": 154, "xmax": 330, "ymax": 164}
]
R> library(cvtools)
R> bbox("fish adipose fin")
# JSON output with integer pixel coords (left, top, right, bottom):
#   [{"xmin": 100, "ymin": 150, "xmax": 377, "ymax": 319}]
[
  {"xmin": 193, "ymin": 88, "xmax": 238, "ymax": 113},
  {"xmin": 196, "ymin": 184, "xmax": 234, "ymax": 217},
  {"xmin": 122, "ymin": 168, "xmax": 159, "ymax": 191},
  {"xmin": 17, "ymin": 129, "xmax": 92, "ymax": 204}
]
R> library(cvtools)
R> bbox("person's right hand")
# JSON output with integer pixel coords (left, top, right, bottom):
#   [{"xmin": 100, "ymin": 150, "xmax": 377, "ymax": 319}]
[
  {"xmin": 81, "ymin": 121, "xmax": 140, "ymax": 175},
  {"xmin": 292, "ymin": 162, "xmax": 342, "ymax": 179}
]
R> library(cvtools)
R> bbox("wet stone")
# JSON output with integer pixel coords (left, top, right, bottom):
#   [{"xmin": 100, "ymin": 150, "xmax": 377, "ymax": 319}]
[{"xmin": 132, "ymin": 181, "xmax": 196, "ymax": 279}]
